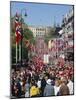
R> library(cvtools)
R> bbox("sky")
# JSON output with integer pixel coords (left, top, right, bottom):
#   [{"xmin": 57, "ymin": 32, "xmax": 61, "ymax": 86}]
[{"xmin": 10, "ymin": 1, "xmax": 73, "ymax": 27}]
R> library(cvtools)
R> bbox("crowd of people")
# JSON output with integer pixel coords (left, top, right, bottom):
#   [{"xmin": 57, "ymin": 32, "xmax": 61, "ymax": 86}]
[{"xmin": 11, "ymin": 55, "xmax": 74, "ymax": 98}]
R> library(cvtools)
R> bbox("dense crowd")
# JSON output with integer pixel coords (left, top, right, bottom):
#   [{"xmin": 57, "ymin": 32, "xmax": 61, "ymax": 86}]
[{"xmin": 11, "ymin": 55, "xmax": 74, "ymax": 98}]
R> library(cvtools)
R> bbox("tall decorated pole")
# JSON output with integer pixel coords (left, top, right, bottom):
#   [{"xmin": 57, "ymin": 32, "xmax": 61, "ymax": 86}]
[
  {"xmin": 15, "ymin": 13, "xmax": 21, "ymax": 65},
  {"xmin": 19, "ymin": 24, "xmax": 22, "ymax": 64},
  {"xmin": 16, "ymin": 42, "xmax": 17, "ymax": 64},
  {"xmin": 19, "ymin": 9, "xmax": 27, "ymax": 66}
]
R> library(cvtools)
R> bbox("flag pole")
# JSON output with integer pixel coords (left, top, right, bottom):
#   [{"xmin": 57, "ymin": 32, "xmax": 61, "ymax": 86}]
[
  {"xmin": 21, "ymin": 28, "xmax": 23, "ymax": 66},
  {"xmin": 16, "ymin": 42, "xmax": 18, "ymax": 65},
  {"xmin": 20, "ymin": 9, "xmax": 27, "ymax": 66},
  {"xmin": 19, "ymin": 32, "xmax": 22, "ymax": 66},
  {"xmin": 15, "ymin": 12, "xmax": 21, "ymax": 67},
  {"xmin": 19, "ymin": 41, "xmax": 21, "ymax": 62}
]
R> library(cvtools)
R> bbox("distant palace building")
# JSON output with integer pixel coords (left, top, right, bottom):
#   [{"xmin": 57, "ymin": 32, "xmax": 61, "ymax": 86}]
[{"xmin": 28, "ymin": 25, "xmax": 51, "ymax": 37}]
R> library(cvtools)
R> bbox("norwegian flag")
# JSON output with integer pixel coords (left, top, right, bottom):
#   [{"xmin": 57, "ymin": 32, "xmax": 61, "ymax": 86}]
[
  {"xmin": 15, "ymin": 13, "xmax": 21, "ymax": 44},
  {"xmin": 25, "ymin": 40, "xmax": 29, "ymax": 47}
]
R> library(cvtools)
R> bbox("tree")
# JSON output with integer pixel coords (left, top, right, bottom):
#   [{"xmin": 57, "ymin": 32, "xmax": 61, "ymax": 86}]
[
  {"xmin": 44, "ymin": 26, "xmax": 61, "ymax": 45},
  {"xmin": 23, "ymin": 26, "xmax": 35, "ymax": 47},
  {"xmin": 11, "ymin": 16, "xmax": 35, "ymax": 63},
  {"xmin": 44, "ymin": 27, "xmax": 55, "ymax": 45}
]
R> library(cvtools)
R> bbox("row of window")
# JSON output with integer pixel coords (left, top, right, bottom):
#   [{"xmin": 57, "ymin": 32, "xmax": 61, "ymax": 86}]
[
  {"xmin": 36, "ymin": 33, "xmax": 44, "ymax": 37},
  {"xmin": 31, "ymin": 28, "xmax": 45, "ymax": 32}
]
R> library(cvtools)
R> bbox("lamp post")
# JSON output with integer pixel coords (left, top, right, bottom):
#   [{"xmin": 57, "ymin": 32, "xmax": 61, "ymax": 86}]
[{"xmin": 19, "ymin": 9, "xmax": 27, "ymax": 66}]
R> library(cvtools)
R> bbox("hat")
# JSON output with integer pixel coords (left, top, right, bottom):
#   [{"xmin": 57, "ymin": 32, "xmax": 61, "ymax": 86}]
[{"xmin": 47, "ymin": 79, "xmax": 51, "ymax": 85}]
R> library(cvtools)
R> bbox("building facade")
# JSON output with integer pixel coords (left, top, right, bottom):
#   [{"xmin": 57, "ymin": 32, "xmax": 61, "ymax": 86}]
[
  {"xmin": 28, "ymin": 26, "xmax": 51, "ymax": 37},
  {"xmin": 62, "ymin": 7, "xmax": 74, "ymax": 44},
  {"xmin": 61, "ymin": 7, "xmax": 74, "ymax": 61}
]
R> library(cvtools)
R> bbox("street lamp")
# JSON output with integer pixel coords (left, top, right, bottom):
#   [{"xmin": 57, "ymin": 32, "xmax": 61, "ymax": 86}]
[
  {"xmin": 20, "ymin": 8, "xmax": 27, "ymax": 29},
  {"xmin": 19, "ymin": 9, "xmax": 27, "ymax": 66}
]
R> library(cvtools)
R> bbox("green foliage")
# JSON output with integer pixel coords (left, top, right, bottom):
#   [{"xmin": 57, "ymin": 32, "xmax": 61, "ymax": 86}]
[
  {"xmin": 23, "ymin": 27, "xmax": 35, "ymax": 46},
  {"xmin": 44, "ymin": 35, "xmax": 50, "ymax": 45},
  {"xmin": 23, "ymin": 28, "xmax": 33, "ymax": 39},
  {"xmin": 11, "ymin": 46, "xmax": 16, "ymax": 63},
  {"xmin": 44, "ymin": 27, "xmax": 56, "ymax": 45},
  {"xmin": 20, "ymin": 18, "xmax": 25, "ymax": 24},
  {"xmin": 11, "ymin": 16, "xmax": 35, "ymax": 63},
  {"xmin": 30, "ymin": 38, "xmax": 35, "ymax": 45}
]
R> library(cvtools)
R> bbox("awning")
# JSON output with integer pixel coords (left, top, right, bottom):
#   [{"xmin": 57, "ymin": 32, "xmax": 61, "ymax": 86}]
[{"xmin": 58, "ymin": 29, "xmax": 63, "ymax": 35}]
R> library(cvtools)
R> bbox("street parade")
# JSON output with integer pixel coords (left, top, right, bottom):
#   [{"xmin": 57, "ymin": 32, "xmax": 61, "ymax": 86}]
[{"xmin": 10, "ymin": 2, "xmax": 74, "ymax": 98}]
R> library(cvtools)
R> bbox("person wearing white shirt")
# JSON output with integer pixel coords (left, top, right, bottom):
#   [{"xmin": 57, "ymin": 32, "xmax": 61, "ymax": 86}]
[
  {"xmin": 37, "ymin": 79, "xmax": 41, "ymax": 88},
  {"xmin": 67, "ymin": 79, "xmax": 74, "ymax": 95},
  {"xmin": 54, "ymin": 79, "xmax": 60, "ymax": 96}
]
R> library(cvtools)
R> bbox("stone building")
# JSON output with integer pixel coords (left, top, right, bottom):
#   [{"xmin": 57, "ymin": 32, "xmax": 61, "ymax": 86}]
[
  {"xmin": 28, "ymin": 25, "xmax": 51, "ymax": 37},
  {"xmin": 61, "ymin": 7, "xmax": 74, "ymax": 61}
]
